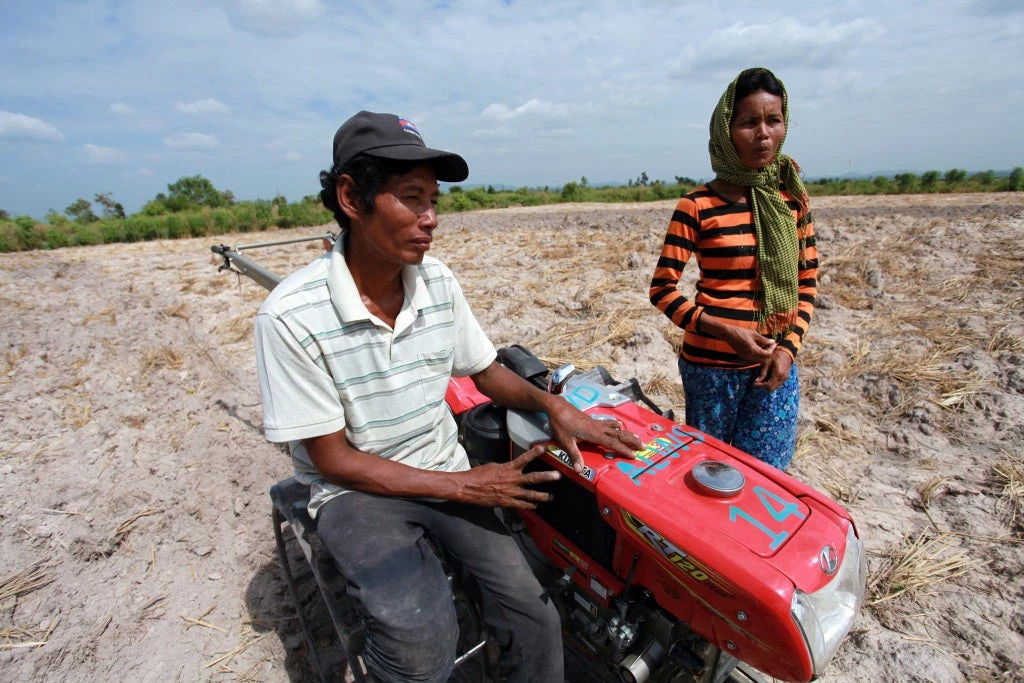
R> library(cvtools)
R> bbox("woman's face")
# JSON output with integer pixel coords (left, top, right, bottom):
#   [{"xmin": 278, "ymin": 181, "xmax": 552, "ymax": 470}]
[{"xmin": 730, "ymin": 90, "xmax": 786, "ymax": 170}]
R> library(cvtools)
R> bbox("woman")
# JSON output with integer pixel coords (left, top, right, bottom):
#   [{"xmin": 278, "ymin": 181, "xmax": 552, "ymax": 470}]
[{"xmin": 649, "ymin": 67, "xmax": 818, "ymax": 470}]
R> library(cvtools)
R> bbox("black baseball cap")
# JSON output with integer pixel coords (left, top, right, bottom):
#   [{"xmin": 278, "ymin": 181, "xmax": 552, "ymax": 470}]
[{"xmin": 332, "ymin": 111, "xmax": 469, "ymax": 182}]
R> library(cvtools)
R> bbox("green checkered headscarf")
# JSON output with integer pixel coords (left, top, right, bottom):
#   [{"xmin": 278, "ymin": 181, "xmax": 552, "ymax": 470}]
[{"xmin": 709, "ymin": 67, "xmax": 809, "ymax": 338}]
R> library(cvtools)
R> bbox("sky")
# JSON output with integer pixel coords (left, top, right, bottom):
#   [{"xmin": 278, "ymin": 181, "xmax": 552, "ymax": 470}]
[{"xmin": 1, "ymin": 0, "xmax": 1022, "ymax": 219}]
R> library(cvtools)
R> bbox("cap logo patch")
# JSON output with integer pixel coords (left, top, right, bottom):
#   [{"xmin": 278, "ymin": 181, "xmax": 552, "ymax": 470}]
[{"xmin": 398, "ymin": 117, "xmax": 423, "ymax": 140}]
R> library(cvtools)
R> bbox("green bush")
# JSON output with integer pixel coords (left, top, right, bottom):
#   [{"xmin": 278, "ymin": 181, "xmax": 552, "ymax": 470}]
[
  {"xmin": 292, "ymin": 202, "xmax": 331, "ymax": 227},
  {"xmin": 45, "ymin": 209, "xmax": 70, "ymax": 227},
  {"xmin": 447, "ymin": 193, "xmax": 473, "ymax": 212},
  {"xmin": 1008, "ymin": 167, "xmax": 1023, "ymax": 191},
  {"xmin": 72, "ymin": 223, "xmax": 104, "ymax": 246},
  {"xmin": 122, "ymin": 217, "xmax": 144, "ymax": 242},
  {"xmin": 121, "ymin": 216, "xmax": 165, "ymax": 242},
  {"xmin": 972, "ymin": 170, "xmax": 995, "ymax": 187},
  {"xmin": 165, "ymin": 214, "xmax": 185, "ymax": 239},
  {"xmin": 254, "ymin": 200, "xmax": 273, "ymax": 230},
  {"xmin": 0, "ymin": 223, "xmax": 15, "ymax": 252},
  {"xmin": 141, "ymin": 199, "xmax": 169, "ymax": 216},
  {"xmin": 232, "ymin": 204, "xmax": 258, "ymax": 232},
  {"xmin": 14, "ymin": 216, "xmax": 42, "ymax": 250},
  {"xmin": 44, "ymin": 227, "xmax": 71, "ymax": 249},
  {"xmin": 211, "ymin": 208, "xmax": 237, "ymax": 234},
  {"xmin": 274, "ymin": 203, "xmax": 297, "ymax": 229},
  {"xmin": 141, "ymin": 216, "xmax": 166, "ymax": 240},
  {"xmin": 100, "ymin": 220, "xmax": 125, "ymax": 243},
  {"xmin": 465, "ymin": 187, "xmax": 491, "ymax": 208},
  {"xmin": 187, "ymin": 212, "xmax": 209, "ymax": 237},
  {"xmin": 560, "ymin": 182, "xmax": 583, "ymax": 202},
  {"xmin": 943, "ymin": 168, "xmax": 967, "ymax": 184},
  {"xmin": 894, "ymin": 173, "xmax": 917, "ymax": 193}
]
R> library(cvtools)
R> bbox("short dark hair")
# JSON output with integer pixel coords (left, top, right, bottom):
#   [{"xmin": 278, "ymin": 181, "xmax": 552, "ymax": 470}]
[
  {"xmin": 319, "ymin": 154, "xmax": 420, "ymax": 231},
  {"xmin": 732, "ymin": 68, "xmax": 785, "ymax": 123}
]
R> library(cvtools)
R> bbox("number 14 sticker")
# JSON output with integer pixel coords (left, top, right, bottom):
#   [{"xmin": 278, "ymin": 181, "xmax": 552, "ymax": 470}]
[{"xmin": 729, "ymin": 486, "xmax": 806, "ymax": 551}]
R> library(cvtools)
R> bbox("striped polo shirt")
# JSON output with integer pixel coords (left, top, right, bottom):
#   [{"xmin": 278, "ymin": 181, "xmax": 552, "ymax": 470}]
[
  {"xmin": 255, "ymin": 238, "xmax": 497, "ymax": 516},
  {"xmin": 649, "ymin": 184, "xmax": 818, "ymax": 368}
]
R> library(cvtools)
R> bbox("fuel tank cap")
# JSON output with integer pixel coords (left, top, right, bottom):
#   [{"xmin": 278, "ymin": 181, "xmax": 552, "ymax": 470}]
[{"xmin": 691, "ymin": 461, "xmax": 745, "ymax": 498}]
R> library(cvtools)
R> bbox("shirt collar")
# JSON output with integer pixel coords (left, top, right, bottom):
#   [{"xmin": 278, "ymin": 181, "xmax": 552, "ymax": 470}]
[{"xmin": 327, "ymin": 235, "xmax": 430, "ymax": 331}]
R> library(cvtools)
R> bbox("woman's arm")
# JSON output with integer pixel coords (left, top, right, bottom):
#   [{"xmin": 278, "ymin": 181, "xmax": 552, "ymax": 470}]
[
  {"xmin": 777, "ymin": 204, "xmax": 818, "ymax": 360},
  {"xmin": 650, "ymin": 198, "xmax": 701, "ymax": 332}
]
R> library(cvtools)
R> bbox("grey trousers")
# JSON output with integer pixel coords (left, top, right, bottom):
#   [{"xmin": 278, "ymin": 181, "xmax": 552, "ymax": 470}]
[{"xmin": 316, "ymin": 491, "xmax": 563, "ymax": 683}]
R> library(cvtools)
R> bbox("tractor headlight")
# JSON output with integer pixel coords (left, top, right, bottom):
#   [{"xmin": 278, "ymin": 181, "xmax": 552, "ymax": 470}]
[{"xmin": 790, "ymin": 524, "xmax": 866, "ymax": 676}]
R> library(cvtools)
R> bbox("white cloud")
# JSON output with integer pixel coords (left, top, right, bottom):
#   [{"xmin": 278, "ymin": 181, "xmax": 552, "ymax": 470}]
[
  {"xmin": 82, "ymin": 144, "xmax": 128, "ymax": 164},
  {"xmin": 109, "ymin": 102, "xmax": 135, "ymax": 116},
  {"xmin": 471, "ymin": 125, "xmax": 514, "ymax": 139},
  {"xmin": 137, "ymin": 167, "xmax": 155, "ymax": 177},
  {"xmin": 221, "ymin": 0, "xmax": 324, "ymax": 38},
  {"xmin": 285, "ymin": 150, "xmax": 301, "ymax": 161},
  {"xmin": 481, "ymin": 98, "xmax": 572, "ymax": 122},
  {"xmin": 672, "ymin": 18, "xmax": 884, "ymax": 77},
  {"xmin": 176, "ymin": 98, "xmax": 230, "ymax": 114},
  {"xmin": 0, "ymin": 111, "xmax": 65, "ymax": 141},
  {"xmin": 163, "ymin": 132, "xmax": 219, "ymax": 149}
]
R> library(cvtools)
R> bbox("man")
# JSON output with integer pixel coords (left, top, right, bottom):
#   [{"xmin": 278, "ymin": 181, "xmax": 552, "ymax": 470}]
[{"xmin": 255, "ymin": 111, "xmax": 640, "ymax": 683}]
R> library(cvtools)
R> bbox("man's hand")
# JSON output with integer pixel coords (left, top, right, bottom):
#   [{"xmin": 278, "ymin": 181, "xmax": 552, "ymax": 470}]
[
  {"xmin": 754, "ymin": 348, "xmax": 792, "ymax": 392},
  {"xmin": 455, "ymin": 445, "xmax": 561, "ymax": 509},
  {"xmin": 306, "ymin": 431, "xmax": 559, "ymax": 508},
  {"xmin": 471, "ymin": 360, "xmax": 643, "ymax": 474},
  {"xmin": 546, "ymin": 401, "xmax": 643, "ymax": 472}
]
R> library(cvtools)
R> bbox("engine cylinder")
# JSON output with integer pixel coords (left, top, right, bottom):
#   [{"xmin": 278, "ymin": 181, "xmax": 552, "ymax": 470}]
[{"xmin": 620, "ymin": 638, "xmax": 666, "ymax": 683}]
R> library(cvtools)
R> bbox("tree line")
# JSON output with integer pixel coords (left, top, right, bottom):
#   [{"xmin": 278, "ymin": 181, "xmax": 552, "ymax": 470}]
[{"xmin": 1, "ymin": 167, "xmax": 1021, "ymax": 253}]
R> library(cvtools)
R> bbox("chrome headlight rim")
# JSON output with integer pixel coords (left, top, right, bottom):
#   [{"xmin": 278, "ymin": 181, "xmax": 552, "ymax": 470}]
[{"xmin": 790, "ymin": 523, "xmax": 866, "ymax": 676}]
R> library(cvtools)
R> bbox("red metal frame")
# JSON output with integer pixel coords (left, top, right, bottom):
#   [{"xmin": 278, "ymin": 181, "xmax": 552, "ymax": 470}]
[{"xmin": 446, "ymin": 376, "xmax": 855, "ymax": 681}]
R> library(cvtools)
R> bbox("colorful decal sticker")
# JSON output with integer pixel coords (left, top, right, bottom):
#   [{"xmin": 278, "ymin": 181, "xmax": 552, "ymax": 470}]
[
  {"xmin": 546, "ymin": 444, "xmax": 594, "ymax": 481},
  {"xmin": 563, "ymin": 384, "xmax": 601, "ymax": 411},
  {"xmin": 615, "ymin": 424, "xmax": 704, "ymax": 485},
  {"xmin": 397, "ymin": 117, "xmax": 423, "ymax": 140},
  {"xmin": 621, "ymin": 510, "xmax": 734, "ymax": 598},
  {"xmin": 552, "ymin": 537, "xmax": 590, "ymax": 571}
]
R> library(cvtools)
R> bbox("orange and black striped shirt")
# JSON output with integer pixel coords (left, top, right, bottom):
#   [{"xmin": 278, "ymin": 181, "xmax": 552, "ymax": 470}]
[{"xmin": 649, "ymin": 184, "xmax": 818, "ymax": 369}]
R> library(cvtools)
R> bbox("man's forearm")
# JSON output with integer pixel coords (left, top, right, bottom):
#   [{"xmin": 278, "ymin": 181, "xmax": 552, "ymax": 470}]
[
  {"xmin": 304, "ymin": 431, "xmax": 466, "ymax": 500},
  {"xmin": 471, "ymin": 361, "xmax": 564, "ymax": 415},
  {"xmin": 303, "ymin": 429, "xmax": 562, "ymax": 509},
  {"xmin": 471, "ymin": 360, "xmax": 642, "ymax": 464}
]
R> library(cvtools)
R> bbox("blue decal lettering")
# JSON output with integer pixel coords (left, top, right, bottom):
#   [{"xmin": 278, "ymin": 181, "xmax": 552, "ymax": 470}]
[
  {"xmin": 753, "ymin": 486, "xmax": 806, "ymax": 522},
  {"xmin": 729, "ymin": 505, "xmax": 790, "ymax": 551},
  {"xmin": 565, "ymin": 385, "xmax": 600, "ymax": 410},
  {"xmin": 617, "ymin": 461, "xmax": 647, "ymax": 484}
]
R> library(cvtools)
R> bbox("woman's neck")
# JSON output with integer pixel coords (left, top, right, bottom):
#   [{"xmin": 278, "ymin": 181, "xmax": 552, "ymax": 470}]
[{"xmin": 709, "ymin": 178, "xmax": 748, "ymax": 204}]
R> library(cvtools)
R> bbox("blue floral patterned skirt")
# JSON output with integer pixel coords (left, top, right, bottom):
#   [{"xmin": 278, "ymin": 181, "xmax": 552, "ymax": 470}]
[{"xmin": 678, "ymin": 359, "xmax": 799, "ymax": 470}]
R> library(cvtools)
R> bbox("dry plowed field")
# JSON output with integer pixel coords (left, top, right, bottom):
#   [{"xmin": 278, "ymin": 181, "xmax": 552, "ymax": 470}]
[{"xmin": 2, "ymin": 193, "xmax": 1022, "ymax": 681}]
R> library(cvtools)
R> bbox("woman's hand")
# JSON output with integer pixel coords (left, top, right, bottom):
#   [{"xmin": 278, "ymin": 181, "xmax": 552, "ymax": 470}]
[
  {"xmin": 754, "ymin": 348, "xmax": 792, "ymax": 392},
  {"xmin": 701, "ymin": 314, "xmax": 776, "ymax": 364}
]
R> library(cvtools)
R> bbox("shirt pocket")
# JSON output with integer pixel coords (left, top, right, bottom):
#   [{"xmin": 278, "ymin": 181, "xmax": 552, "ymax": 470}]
[{"xmin": 416, "ymin": 347, "xmax": 455, "ymax": 408}]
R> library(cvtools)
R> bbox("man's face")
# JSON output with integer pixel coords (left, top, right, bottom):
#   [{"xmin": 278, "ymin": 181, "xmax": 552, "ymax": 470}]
[{"xmin": 351, "ymin": 163, "xmax": 440, "ymax": 267}]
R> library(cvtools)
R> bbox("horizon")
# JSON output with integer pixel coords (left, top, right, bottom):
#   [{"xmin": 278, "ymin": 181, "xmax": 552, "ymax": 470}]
[{"xmin": 2, "ymin": 0, "xmax": 1022, "ymax": 220}]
